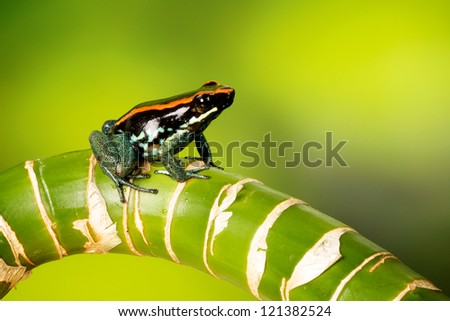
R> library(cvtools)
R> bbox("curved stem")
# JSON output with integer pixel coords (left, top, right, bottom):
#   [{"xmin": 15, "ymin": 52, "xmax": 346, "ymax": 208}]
[{"xmin": 0, "ymin": 150, "xmax": 447, "ymax": 300}]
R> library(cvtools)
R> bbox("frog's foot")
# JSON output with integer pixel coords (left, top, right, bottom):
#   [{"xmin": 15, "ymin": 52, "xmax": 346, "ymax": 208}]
[
  {"xmin": 99, "ymin": 166, "xmax": 157, "ymax": 203},
  {"xmin": 206, "ymin": 162, "xmax": 223, "ymax": 170},
  {"xmin": 183, "ymin": 156, "xmax": 223, "ymax": 170},
  {"xmin": 127, "ymin": 173, "xmax": 151, "ymax": 179},
  {"xmin": 114, "ymin": 177, "xmax": 158, "ymax": 203},
  {"xmin": 120, "ymin": 178, "xmax": 158, "ymax": 194},
  {"xmin": 155, "ymin": 166, "xmax": 210, "ymax": 181}
]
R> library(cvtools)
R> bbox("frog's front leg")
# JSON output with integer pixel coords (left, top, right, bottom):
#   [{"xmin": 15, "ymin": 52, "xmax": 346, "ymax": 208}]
[
  {"xmin": 155, "ymin": 131, "xmax": 210, "ymax": 182},
  {"xmin": 194, "ymin": 132, "xmax": 223, "ymax": 170},
  {"xmin": 89, "ymin": 130, "xmax": 157, "ymax": 202}
]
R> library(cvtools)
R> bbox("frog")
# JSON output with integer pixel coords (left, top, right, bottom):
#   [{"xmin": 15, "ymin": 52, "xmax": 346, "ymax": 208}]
[{"xmin": 89, "ymin": 81, "xmax": 235, "ymax": 203}]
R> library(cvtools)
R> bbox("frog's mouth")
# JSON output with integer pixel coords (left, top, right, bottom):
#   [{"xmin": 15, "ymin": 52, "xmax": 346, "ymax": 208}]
[
  {"xmin": 218, "ymin": 89, "xmax": 235, "ymax": 110},
  {"xmin": 188, "ymin": 107, "xmax": 219, "ymax": 126}
]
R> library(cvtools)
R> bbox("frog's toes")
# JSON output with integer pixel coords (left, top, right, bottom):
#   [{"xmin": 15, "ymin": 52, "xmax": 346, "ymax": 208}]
[
  {"xmin": 184, "ymin": 167, "xmax": 210, "ymax": 180},
  {"xmin": 186, "ymin": 166, "xmax": 210, "ymax": 174},
  {"xmin": 154, "ymin": 168, "xmax": 210, "ymax": 181},
  {"xmin": 184, "ymin": 157, "xmax": 223, "ymax": 170},
  {"xmin": 204, "ymin": 161, "xmax": 223, "ymax": 170},
  {"xmin": 186, "ymin": 172, "xmax": 210, "ymax": 180},
  {"xmin": 154, "ymin": 169, "xmax": 171, "ymax": 177},
  {"xmin": 128, "ymin": 173, "xmax": 151, "ymax": 179}
]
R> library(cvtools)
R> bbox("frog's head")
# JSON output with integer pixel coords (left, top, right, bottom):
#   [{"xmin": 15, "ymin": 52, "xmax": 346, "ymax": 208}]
[
  {"xmin": 187, "ymin": 81, "xmax": 235, "ymax": 132},
  {"xmin": 193, "ymin": 80, "xmax": 235, "ymax": 112},
  {"xmin": 101, "ymin": 119, "xmax": 117, "ymax": 135}
]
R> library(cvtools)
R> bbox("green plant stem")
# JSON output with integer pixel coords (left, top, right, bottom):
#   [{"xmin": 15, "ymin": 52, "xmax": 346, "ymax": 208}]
[{"xmin": 0, "ymin": 150, "xmax": 447, "ymax": 300}]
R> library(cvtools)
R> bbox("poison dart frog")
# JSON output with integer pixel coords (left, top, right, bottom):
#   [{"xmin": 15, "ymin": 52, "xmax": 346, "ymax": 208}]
[{"xmin": 89, "ymin": 81, "xmax": 235, "ymax": 202}]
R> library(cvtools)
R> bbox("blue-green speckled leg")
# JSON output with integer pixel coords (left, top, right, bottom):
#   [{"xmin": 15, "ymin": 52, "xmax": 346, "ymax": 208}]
[{"xmin": 89, "ymin": 130, "xmax": 157, "ymax": 202}]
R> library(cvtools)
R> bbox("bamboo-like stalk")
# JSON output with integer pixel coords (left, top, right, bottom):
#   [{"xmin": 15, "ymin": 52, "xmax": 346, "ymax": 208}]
[{"xmin": 0, "ymin": 150, "xmax": 447, "ymax": 300}]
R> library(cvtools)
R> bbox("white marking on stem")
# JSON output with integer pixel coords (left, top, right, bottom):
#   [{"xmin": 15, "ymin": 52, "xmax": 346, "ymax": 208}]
[
  {"xmin": 24, "ymin": 160, "xmax": 67, "ymax": 258},
  {"xmin": 280, "ymin": 227, "xmax": 354, "ymax": 300},
  {"xmin": 393, "ymin": 279, "xmax": 440, "ymax": 301},
  {"xmin": 73, "ymin": 154, "xmax": 121, "ymax": 253},
  {"xmin": 203, "ymin": 183, "xmax": 230, "ymax": 277},
  {"xmin": 37, "ymin": 160, "xmax": 56, "ymax": 218},
  {"xmin": 203, "ymin": 178, "xmax": 261, "ymax": 277},
  {"xmin": 122, "ymin": 187, "xmax": 144, "ymax": 256},
  {"xmin": 0, "ymin": 215, "xmax": 34, "ymax": 266},
  {"xmin": 133, "ymin": 190, "xmax": 150, "ymax": 247},
  {"xmin": 330, "ymin": 251, "xmax": 391, "ymax": 300},
  {"xmin": 164, "ymin": 182, "xmax": 185, "ymax": 263},
  {"xmin": 0, "ymin": 259, "xmax": 32, "ymax": 290},
  {"xmin": 369, "ymin": 254, "xmax": 397, "ymax": 272},
  {"xmin": 246, "ymin": 198, "xmax": 306, "ymax": 300}
]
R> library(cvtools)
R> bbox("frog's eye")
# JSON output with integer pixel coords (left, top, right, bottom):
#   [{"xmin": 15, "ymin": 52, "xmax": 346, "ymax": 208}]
[
  {"xmin": 195, "ymin": 94, "xmax": 211, "ymax": 104},
  {"xmin": 102, "ymin": 120, "xmax": 116, "ymax": 134},
  {"xmin": 194, "ymin": 94, "xmax": 212, "ymax": 111}
]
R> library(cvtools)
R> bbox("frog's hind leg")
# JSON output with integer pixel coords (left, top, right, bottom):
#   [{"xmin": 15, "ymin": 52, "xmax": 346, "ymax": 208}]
[
  {"xmin": 98, "ymin": 166, "xmax": 128, "ymax": 203},
  {"xmin": 102, "ymin": 167, "xmax": 158, "ymax": 202},
  {"xmin": 89, "ymin": 130, "xmax": 157, "ymax": 202}
]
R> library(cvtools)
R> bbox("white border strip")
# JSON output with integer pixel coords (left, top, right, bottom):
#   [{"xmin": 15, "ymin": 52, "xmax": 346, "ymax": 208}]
[{"xmin": 0, "ymin": 301, "xmax": 448, "ymax": 319}]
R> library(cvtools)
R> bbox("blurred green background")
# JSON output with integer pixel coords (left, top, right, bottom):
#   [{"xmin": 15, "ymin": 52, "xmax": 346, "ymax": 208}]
[{"xmin": 1, "ymin": 0, "xmax": 449, "ymax": 300}]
